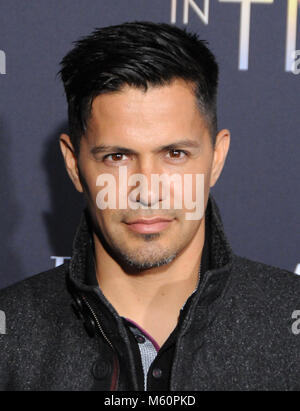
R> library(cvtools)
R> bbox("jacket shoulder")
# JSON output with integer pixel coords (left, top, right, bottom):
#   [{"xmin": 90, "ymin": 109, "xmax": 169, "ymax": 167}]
[
  {"xmin": 0, "ymin": 262, "xmax": 71, "ymax": 329},
  {"xmin": 230, "ymin": 254, "xmax": 299, "ymax": 308},
  {"xmin": 232, "ymin": 254, "xmax": 298, "ymax": 281}
]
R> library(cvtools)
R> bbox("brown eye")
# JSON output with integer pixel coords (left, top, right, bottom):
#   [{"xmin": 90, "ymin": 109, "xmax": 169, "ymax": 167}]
[
  {"xmin": 104, "ymin": 153, "xmax": 128, "ymax": 162},
  {"xmin": 166, "ymin": 150, "xmax": 187, "ymax": 159},
  {"xmin": 111, "ymin": 153, "xmax": 124, "ymax": 161}
]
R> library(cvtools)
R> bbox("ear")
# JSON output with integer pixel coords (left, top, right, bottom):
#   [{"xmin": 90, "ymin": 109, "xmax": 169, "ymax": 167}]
[
  {"xmin": 209, "ymin": 129, "xmax": 231, "ymax": 188},
  {"xmin": 59, "ymin": 133, "xmax": 83, "ymax": 193}
]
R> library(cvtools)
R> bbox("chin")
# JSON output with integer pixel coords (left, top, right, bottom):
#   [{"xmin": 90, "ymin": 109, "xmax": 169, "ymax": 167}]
[{"xmin": 122, "ymin": 254, "xmax": 177, "ymax": 271}]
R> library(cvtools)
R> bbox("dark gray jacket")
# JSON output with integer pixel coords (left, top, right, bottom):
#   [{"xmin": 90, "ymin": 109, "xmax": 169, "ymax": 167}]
[{"xmin": 0, "ymin": 194, "xmax": 299, "ymax": 391}]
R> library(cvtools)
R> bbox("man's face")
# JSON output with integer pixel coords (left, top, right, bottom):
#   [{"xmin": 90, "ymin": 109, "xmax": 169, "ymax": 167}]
[{"xmin": 61, "ymin": 79, "xmax": 230, "ymax": 271}]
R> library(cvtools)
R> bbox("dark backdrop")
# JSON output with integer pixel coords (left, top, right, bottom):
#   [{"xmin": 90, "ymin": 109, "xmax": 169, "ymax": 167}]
[{"xmin": 0, "ymin": 0, "xmax": 299, "ymax": 289}]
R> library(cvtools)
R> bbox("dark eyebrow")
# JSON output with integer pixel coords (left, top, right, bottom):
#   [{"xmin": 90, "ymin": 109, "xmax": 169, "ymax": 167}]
[
  {"xmin": 90, "ymin": 144, "xmax": 138, "ymax": 155},
  {"xmin": 155, "ymin": 139, "xmax": 201, "ymax": 152},
  {"xmin": 90, "ymin": 139, "xmax": 201, "ymax": 156}
]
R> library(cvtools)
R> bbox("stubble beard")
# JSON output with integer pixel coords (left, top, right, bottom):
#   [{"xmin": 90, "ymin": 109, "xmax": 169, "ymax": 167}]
[{"xmin": 111, "ymin": 231, "xmax": 179, "ymax": 271}]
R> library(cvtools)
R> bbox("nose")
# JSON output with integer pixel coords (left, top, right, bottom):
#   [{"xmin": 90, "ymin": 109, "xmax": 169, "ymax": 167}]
[{"xmin": 128, "ymin": 161, "xmax": 164, "ymax": 209}]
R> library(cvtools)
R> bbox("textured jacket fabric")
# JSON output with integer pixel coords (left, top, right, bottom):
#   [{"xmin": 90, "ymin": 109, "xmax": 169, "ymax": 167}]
[{"xmin": 0, "ymin": 193, "xmax": 299, "ymax": 391}]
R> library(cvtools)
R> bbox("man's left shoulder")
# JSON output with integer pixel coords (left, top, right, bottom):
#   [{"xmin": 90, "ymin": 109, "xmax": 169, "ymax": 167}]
[
  {"xmin": 230, "ymin": 254, "xmax": 299, "ymax": 308},
  {"xmin": 227, "ymin": 255, "xmax": 299, "ymax": 353}
]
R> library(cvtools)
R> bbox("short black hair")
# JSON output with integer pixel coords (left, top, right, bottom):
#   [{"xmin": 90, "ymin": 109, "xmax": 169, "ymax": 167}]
[{"xmin": 58, "ymin": 21, "xmax": 219, "ymax": 156}]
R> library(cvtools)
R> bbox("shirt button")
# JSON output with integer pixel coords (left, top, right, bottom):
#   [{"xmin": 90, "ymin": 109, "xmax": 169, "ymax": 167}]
[
  {"xmin": 135, "ymin": 334, "xmax": 146, "ymax": 344},
  {"xmin": 152, "ymin": 368, "xmax": 162, "ymax": 379}
]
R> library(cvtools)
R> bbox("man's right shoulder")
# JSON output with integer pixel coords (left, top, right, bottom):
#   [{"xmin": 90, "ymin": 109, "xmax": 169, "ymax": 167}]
[{"xmin": 0, "ymin": 262, "xmax": 71, "ymax": 320}]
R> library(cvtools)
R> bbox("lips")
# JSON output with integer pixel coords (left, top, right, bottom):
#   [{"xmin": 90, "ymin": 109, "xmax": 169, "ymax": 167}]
[
  {"xmin": 126, "ymin": 217, "xmax": 173, "ymax": 225},
  {"xmin": 124, "ymin": 217, "xmax": 173, "ymax": 234}
]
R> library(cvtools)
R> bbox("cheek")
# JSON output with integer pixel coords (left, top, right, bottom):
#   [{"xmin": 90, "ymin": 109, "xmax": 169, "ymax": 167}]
[
  {"xmin": 176, "ymin": 218, "xmax": 202, "ymax": 244},
  {"xmin": 78, "ymin": 161, "xmax": 109, "ymax": 205},
  {"xmin": 83, "ymin": 173, "xmax": 99, "ymax": 204},
  {"xmin": 172, "ymin": 172, "xmax": 208, "ymax": 209}
]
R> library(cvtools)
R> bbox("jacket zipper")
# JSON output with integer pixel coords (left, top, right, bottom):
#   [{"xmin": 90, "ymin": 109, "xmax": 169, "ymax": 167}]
[{"xmin": 81, "ymin": 295, "xmax": 119, "ymax": 390}]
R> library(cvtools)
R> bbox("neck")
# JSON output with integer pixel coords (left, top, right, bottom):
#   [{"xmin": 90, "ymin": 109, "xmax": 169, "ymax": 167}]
[{"xmin": 92, "ymin": 218, "xmax": 205, "ymax": 346}]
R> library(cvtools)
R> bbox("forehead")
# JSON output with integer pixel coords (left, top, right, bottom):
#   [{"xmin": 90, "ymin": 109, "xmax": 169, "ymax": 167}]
[{"xmin": 86, "ymin": 79, "xmax": 208, "ymax": 146}]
